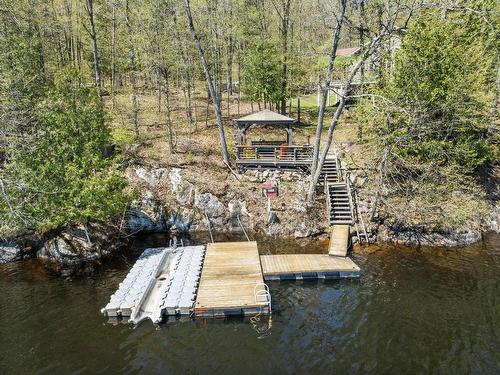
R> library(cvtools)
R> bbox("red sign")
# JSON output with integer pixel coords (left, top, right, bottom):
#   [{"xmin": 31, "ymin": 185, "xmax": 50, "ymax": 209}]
[{"xmin": 262, "ymin": 183, "xmax": 278, "ymax": 198}]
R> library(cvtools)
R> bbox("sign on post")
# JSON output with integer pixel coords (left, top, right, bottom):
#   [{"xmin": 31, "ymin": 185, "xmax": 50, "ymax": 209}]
[{"xmin": 262, "ymin": 182, "xmax": 278, "ymax": 198}]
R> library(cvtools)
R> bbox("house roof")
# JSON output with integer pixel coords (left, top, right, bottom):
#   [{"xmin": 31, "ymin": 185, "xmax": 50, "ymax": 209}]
[
  {"xmin": 336, "ymin": 47, "xmax": 361, "ymax": 57},
  {"xmin": 234, "ymin": 110, "xmax": 295, "ymax": 126}
]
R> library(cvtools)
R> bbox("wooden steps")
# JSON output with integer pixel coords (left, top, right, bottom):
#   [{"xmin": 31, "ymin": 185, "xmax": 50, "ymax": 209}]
[{"xmin": 329, "ymin": 225, "xmax": 350, "ymax": 257}]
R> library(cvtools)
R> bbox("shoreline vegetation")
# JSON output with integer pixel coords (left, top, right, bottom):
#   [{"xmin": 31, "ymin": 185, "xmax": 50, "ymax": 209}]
[{"xmin": 1, "ymin": 1, "xmax": 498, "ymax": 272}]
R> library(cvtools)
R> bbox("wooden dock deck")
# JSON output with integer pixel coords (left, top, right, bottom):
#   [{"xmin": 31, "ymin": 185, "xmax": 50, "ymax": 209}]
[
  {"xmin": 329, "ymin": 225, "xmax": 350, "ymax": 257},
  {"xmin": 194, "ymin": 242, "xmax": 270, "ymax": 317},
  {"xmin": 260, "ymin": 254, "xmax": 360, "ymax": 281}
]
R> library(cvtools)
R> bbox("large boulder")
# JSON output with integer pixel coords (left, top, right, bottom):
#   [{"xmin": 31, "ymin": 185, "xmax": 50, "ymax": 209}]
[
  {"xmin": 377, "ymin": 226, "xmax": 482, "ymax": 247},
  {"xmin": 0, "ymin": 243, "xmax": 22, "ymax": 264},
  {"xmin": 37, "ymin": 225, "xmax": 121, "ymax": 273},
  {"xmin": 227, "ymin": 199, "xmax": 250, "ymax": 228},
  {"xmin": 168, "ymin": 208, "xmax": 195, "ymax": 233},
  {"xmin": 126, "ymin": 190, "xmax": 166, "ymax": 233},
  {"xmin": 195, "ymin": 192, "xmax": 226, "ymax": 228},
  {"xmin": 170, "ymin": 168, "xmax": 195, "ymax": 205},
  {"xmin": 135, "ymin": 166, "xmax": 167, "ymax": 186},
  {"xmin": 488, "ymin": 203, "xmax": 500, "ymax": 233}
]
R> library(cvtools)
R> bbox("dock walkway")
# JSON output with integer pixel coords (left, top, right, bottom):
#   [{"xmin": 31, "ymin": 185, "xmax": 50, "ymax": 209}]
[
  {"xmin": 260, "ymin": 254, "xmax": 360, "ymax": 280},
  {"xmin": 194, "ymin": 242, "xmax": 270, "ymax": 317}
]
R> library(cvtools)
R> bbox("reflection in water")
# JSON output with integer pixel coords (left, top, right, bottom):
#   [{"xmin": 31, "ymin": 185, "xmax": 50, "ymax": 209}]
[{"xmin": 0, "ymin": 233, "xmax": 499, "ymax": 374}]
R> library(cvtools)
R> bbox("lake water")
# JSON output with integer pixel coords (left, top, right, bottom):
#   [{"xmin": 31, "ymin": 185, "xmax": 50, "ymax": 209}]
[{"xmin": 1, "ymin": 233, "xmax": 499, "ymax": 374}]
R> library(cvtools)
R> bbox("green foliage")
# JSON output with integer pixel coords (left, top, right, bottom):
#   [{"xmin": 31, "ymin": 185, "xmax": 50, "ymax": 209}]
[
  {"xmin": 0, "ymin": 70, "xmax": 130, "ymax": 234},
  {"xmin": 366, "ymin": 11, "xmax": 497, "ymax": 171},
  {"xmin": 111, "ymin": 127, "xmax": 135, "ymax": 151},
  {"xmin": 186, "ymin": 151, "xmax": 197, "ymax": 165},
  {"xmin": 351, "ymin": 9, "xmax": 498, "ymax": 231},
  {"xmin": 241, "ymin": 41, "xmax": 283, "ymax": 103}
]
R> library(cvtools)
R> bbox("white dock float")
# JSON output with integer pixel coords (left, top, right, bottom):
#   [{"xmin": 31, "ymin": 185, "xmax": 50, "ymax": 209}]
[{"xmin": 101, "ymin": 245, "xmax": 205, "ymax": 324}]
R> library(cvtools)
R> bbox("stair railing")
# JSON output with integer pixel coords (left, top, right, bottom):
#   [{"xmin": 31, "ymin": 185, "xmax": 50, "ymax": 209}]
[
  {"xmin": 326, "ymin": 180, "xmax": 332, "ymax": 224},
  {"xmin": 347, "ymin": 174, "xmax": 369, "ymax": 243}
]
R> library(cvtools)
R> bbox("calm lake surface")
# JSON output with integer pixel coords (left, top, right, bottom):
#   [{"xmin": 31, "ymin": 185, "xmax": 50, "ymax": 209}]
[{"xmin": 1, "ymin": 232, "xmax": 499, "ymax": 374}]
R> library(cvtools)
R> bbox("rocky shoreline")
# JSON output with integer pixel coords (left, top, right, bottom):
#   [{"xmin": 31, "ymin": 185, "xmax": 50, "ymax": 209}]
[{"xmin": 1, "ymin": 165, "xmax": 498, "ymax": 272}]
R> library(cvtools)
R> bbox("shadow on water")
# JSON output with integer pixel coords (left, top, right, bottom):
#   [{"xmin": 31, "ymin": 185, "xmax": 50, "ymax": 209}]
[{"xmin": 0, "ymin": 233, "xmax": 499, "ymax": 374}]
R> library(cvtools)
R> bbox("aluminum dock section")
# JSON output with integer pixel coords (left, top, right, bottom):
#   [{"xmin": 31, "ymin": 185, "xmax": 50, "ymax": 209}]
[
  {"xmin": 194, "ymin": 242, "xmax": 271, "ymax": 317},
  {"xmin": 101, "ymin": 246, "xmax": 205, "ymax": 324},
  {"xmin": 260, "ymin": 254, "xmax": 360, "ymax": 281}
]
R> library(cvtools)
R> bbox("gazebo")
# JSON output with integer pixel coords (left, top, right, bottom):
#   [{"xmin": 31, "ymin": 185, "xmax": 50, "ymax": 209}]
[{"xmin": 233, "ymin": 110, "xmax": 313, "ymax": 171}]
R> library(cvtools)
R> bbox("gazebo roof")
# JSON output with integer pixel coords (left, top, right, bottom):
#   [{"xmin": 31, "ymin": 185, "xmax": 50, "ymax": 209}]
[{"xmin": 234, "ymin": 110, "xmax": 295, "ymax": 126}]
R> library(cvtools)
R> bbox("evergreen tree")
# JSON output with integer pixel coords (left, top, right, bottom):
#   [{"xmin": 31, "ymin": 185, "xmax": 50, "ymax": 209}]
[{"xmin": 0, "ymin": 70, "xmax": 129, "ymax": 234}]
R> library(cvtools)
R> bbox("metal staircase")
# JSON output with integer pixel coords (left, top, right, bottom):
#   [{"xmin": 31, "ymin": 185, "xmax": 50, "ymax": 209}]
[
  {"xmin": 327, "ymin": 182, "xmax": 354, "ymax": 224},
  {"xmin": 320, "ymin": 158, "xmax": 341, "ymax": 184},
  {"xmin": 321, "ymin": 156, "xmax": 369, "ymax": 242}
]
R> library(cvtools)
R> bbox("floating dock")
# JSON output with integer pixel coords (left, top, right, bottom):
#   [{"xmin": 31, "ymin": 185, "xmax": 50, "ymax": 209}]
[
  {"xmin": 101, "ymin": 246, "xmax": 205, "ymax": 324},
  {"xmin": 329, "ymin": 225, "xmax": 350, "ymax": 257},
  {"xmin": 260, "ymin": 254, "xmax": 360, "ymax": 281},
  {"xmin": 102, "ymin": 241, "xmax": 361, "ymax": 324},
  {"xmin": 194, "ymin": 242, "xmax": 271, "ymax": 317}
]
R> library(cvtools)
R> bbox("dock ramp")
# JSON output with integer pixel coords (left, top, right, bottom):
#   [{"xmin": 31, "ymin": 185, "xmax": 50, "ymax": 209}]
[{"xmin": 328, "ymin": 225, "xmax": 350, "ymax": 257}]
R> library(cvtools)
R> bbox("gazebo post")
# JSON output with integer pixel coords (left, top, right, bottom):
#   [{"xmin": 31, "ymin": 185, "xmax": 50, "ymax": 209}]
[{"xmin": 286, "ymin": 124, "xmax": 292, "ymax": 146}]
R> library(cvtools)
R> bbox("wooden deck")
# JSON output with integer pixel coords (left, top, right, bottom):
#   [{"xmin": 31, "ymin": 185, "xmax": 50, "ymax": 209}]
[
  {"xmin": 260, "ymin": 254, "xmax": 360, "ymax": 281},
  {"xmin": 329, "ymin": 225, "xmax": 350, "ymax": 257},
  {"xmin": 194, "ymin": 242, "xmax": 270, "ymax": 317}
]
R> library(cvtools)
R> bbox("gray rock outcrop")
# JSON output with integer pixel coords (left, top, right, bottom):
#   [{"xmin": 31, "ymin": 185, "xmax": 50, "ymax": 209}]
[
  {"xmin": 0, "ymin": 243, "xmax": 22, "ymax": 264},
  {"xmin": 126, "ymin": 190, "xmax": 166, "ymax": 233}
]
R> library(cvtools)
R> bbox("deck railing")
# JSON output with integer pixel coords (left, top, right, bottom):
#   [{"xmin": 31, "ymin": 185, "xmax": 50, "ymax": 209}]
[{"xmin": 236, "ymin": 145, "xmax": 313, "ymax": 162}]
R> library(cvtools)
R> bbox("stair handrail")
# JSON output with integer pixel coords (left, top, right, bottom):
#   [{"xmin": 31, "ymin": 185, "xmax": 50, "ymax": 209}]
[
  {"xmin": 326, "ymin": 180, "xmax": 331, "ymax": 224},
  {"xmin": 347, "ymin": 173, "xmax": 369, "ymax": 243},
  {"xmin": 345, "ymin": 173, "xmax": 355, "ymax": 225}
]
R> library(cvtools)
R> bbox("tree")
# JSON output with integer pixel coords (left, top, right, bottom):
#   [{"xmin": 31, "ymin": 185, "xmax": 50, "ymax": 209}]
[
  {"xmin": 241, "ymin": 41, "xmax": 282, "ymax": 105},
  {"xmin": 125, "ymin": 0, "xmax": 140, "ymax": 139},
  {"xmin": 84, "ymin": 0, "xmax": 103, "ymax": 96},
  {"xmin": 183, "ymin": 0, "xmax": 230, "ymax": 165},
  {"xmin": 353, "ymin": 10, "xmax": 498, "ymax": 226},
  {"xmin": 0, "ymin": 70, "xmax": 129, "ymax": 235}
]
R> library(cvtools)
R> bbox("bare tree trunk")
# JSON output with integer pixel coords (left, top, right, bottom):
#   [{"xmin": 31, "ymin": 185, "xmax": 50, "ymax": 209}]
[
  {"xmin": 357, "ymin": 0, "xmax": 367, "ymax": 143},
  {"xmin": 164, "ymin": 67, "xmax": 175, "ymax": 153},
  {"xmin": 492, "ymin": 60, "xmax": 500, "ymax": 127},
  {"xmin": 371, "ymin": 141, "xmax": 388, "ymax": 221},
  {"xmin": 171, "ymin": 7, "xmax": 194, "ymax": 128},
  {"xmin": 84, "ymin": 0, "xmax": 102, "ymax": 96},
  {"xmin": 309, "ymin": 0, "xmax": 347, "ymax": 185},
  {"xmin": 111, "ymin": 1, "xmax": 116, "ymax": 108},
  {"xmin": 156, "ymin": 66, "xmax": 162, "ymax": 114},
  {"xmin": 184, "ymin": 0, "xmax": 230, "ymax": 164},
  {"xmin": 277, "ymin": 0, "xmax": 292, "ymax": 115},
  {"xmin": 307, "ymin": 33, "xmax": 387, "ymax": 201},
  {"xmin": 125, "ymin": 0, "xmax": 139, "ymax": 138}
]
